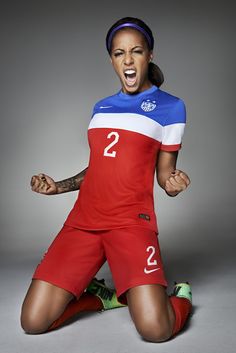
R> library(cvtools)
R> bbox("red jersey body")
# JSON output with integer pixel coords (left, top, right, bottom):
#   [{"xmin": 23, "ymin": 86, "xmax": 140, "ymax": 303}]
[{"xmin": 65, "ymin": 85, "xmax": 186, "ymax": 232}]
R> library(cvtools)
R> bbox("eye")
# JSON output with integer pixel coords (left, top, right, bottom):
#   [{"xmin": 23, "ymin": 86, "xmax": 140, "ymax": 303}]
[
  {"xmin": 113, "ymin": 52, "xmax": 123, "ymax": 57},
  {"xmin": 133, "ymin": 49, "xmax": 143, "ymax": 54}
]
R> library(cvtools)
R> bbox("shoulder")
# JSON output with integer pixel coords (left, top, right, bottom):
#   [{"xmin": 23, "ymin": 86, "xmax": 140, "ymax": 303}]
[
  {"xmin": 157, "ymin": 88, "xmax": 186, "ymax": 124},
  {"xmin": 158, "ymin": 88, "xmax": 185, "ymax": 107}
]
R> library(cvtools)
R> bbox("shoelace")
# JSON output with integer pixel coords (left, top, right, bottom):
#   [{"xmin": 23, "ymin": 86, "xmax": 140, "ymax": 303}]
[{"xmin": 89, "ymin": 279, "xmax": 114, "ymax": 301}]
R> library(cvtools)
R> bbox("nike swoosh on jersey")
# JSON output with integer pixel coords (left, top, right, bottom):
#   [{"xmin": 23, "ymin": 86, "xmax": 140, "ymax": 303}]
[
  {"xmin": 144, "ymin": 267, "xmax": 160, "ymax": 274},
  {"xmin": 99, "ymin": 106, "xmax": 113, "ymax": 109}
]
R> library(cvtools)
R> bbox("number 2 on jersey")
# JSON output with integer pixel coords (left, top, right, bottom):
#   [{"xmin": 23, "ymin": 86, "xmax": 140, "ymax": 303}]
[{"xmin": 103, "ymin": 131, "xmax": 119, "ymax": 158}]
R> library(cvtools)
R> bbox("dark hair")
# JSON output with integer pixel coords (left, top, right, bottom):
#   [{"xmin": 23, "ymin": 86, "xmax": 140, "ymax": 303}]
[{"xmin": 106, "ymin": 17, "xmax": 164, "ymax": 88}]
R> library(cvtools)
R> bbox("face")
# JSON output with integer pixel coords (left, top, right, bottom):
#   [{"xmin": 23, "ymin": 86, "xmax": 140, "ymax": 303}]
[{"xmin": 110, "ymin": 28, "xmax": 153, "ymax": 94}]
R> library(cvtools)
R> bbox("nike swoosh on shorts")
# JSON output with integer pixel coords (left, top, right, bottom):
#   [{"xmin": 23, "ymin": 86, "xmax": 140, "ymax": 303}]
[{"xmin": 144, "ymin": 267, "xmax": 160, "ymax": 274}]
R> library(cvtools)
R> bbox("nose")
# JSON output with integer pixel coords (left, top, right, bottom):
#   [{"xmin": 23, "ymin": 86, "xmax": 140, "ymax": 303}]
[{"xmin": 124, "ymin": 52, "xmax": 134, "ymax": 65}]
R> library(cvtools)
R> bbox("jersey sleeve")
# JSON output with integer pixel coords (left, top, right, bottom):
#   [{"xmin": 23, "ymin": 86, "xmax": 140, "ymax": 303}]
[{"xmin": 160, "ymin": 98, "xmax": 186, "ymax": 152}]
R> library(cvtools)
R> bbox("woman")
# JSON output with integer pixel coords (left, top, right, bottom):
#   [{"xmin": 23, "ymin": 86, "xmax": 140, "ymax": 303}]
[{"xmin": 21, "ymin": 17, "xmax": 192, "ymax": 342}]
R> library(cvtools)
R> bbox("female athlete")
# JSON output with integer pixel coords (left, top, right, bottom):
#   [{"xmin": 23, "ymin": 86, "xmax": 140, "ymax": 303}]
[{"xmin": 21, "ymin": 17, "xmax": 192, "ymax": 342}]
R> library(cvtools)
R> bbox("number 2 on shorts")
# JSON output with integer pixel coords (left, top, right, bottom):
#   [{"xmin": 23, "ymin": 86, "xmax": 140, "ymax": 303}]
[
  {"xmin": 146, "ymin": 246, "xmax": 158, "ymax": 266},
  {"xmin": 144, "ymin": 246, "xmax": 159, "ymax": 274}
]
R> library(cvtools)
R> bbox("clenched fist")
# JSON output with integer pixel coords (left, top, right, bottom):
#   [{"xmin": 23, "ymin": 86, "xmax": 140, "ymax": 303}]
[
  {"xmin": 30, "ymin": 173, "xmax": 58, "ymax": 195},
  {"xmin": 165, "ymin": 169, "xmax": 190, "ymax": 197}
]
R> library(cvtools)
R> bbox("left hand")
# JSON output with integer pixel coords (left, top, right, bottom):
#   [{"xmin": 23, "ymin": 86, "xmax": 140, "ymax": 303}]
[{"xmin": 165, "ymin": 169, "xmax": 191, "ymax": 196}]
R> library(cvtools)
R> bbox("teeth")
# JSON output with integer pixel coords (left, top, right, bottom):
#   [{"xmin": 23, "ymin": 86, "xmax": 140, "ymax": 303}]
[{"xmin": 125, "ymin": 70, "xmax": 136, "ymax": 74}]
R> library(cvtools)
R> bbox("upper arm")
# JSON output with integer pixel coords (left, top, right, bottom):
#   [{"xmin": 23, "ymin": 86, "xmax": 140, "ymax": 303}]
[
  {"xmin": 160, "ymin": 98, "xmax": 186, "ymax": 152},
  {"xmin": 155, "ymin": 97, "xmax": 186, "ymax": 186}
]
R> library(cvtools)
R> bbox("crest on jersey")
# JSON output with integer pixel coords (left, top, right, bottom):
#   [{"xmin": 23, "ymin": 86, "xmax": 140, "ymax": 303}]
[{"xmin": 141, "ymin": 99, "xmax": 157, "ymax": 112}]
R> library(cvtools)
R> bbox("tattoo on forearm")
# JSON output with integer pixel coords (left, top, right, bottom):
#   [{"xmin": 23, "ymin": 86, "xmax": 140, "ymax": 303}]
[
  {"xmin": 56, "ymin": 178, "xmax": 78, "ymax": 193},
  {"xmin": 56, "ymin": 167, "xmax": 88, "ymax": 193}
]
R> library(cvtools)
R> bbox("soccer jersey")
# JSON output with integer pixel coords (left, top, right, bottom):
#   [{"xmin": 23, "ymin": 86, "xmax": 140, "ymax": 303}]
[{"xmin": 65, "ymin": 85, "xmax": 186, "ymax": 232}]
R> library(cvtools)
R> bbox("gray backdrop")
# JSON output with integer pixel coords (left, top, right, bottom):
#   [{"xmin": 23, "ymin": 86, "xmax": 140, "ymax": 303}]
[{"xmin": 0, "ymin": 1, "xmax": 236, "ymax": 353}]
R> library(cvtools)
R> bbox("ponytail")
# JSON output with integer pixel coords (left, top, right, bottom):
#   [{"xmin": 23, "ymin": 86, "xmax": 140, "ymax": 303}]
[{"xmin": 148, "ymin": 62, "xmax": 164, "ymax": 88}]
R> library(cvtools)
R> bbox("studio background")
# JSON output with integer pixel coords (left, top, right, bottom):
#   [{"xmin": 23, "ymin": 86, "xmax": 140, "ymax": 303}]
[{"xmin": 0, "ymin": 1, "xmax": 235, "ymax": 353}]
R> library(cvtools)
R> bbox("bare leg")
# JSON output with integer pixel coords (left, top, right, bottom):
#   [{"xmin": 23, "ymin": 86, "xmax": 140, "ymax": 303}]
[
  {"xmin": 126, "ymin": 284, "xmax": 175, "ymax": 342},
  {"xmin": 21, "ymin": 279, "xmax": 74, "ymax": 334},
  {"xmin": 21, "ymin": 279, "xmax": 110, "ymax": 334}
]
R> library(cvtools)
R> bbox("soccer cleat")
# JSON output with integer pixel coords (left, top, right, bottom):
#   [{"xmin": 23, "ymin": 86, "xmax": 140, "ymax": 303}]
[
  {"xmin": 171, "ymin": 282, "xmax": 192, "ymax": 304},
  {"xmin": 86, "ymin": 278, "xmax": 127, "ymax": 311}
]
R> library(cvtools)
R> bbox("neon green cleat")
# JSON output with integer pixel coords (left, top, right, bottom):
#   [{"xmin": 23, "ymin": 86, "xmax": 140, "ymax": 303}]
[
  {"xmin": 171, "ymin": 282, "xmax": 192, "ymax": 304},
  {"xmin": 86, "ymin": 278, "xmax": 127, "ymax": 311}
]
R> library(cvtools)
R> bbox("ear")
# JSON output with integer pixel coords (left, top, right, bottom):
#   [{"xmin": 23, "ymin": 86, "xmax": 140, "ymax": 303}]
[{"xmin": 149, "ymin": 51, "xmax": 153, "ymax": 62}]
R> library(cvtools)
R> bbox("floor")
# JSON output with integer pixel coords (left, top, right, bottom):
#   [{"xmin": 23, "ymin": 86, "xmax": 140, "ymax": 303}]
[{"xmin": 1, "ymin": 226, "xmax": 236, "ymax": 353}]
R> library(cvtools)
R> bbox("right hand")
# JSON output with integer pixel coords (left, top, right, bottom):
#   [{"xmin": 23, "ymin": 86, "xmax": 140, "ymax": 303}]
[{"xmin": 30, "ymin": 173, "xmax": 58, "ymax": 195}]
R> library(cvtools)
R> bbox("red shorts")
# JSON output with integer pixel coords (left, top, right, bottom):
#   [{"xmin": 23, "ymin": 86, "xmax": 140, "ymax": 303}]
[{"xmin": 33, "ymin": 225, "xmax": 167, "ymax": 302}]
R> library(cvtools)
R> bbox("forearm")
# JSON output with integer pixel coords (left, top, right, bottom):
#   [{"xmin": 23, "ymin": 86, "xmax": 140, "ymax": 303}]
[
  {"xmin": 56, "ymin": 167, "xmax": 88, "ymax": 194},
  {"xmin": 156, "ymin": 150, "xmax": 178, "ymax": 197}
]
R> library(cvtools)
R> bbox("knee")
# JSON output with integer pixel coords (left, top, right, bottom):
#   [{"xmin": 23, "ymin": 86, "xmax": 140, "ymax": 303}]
[
  {"xmin": 20, "ymin": 307, "xmax": 49, "ymax": 334},
  {"xmin": 134, "ymin": 316, "xmax": 173, "ymax": 343}
]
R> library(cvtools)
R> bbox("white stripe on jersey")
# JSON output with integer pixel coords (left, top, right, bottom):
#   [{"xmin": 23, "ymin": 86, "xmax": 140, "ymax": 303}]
[
  {"xmin": 89, "ymin": 113, "xmax": 162, "ymax": 142},
  {"xmin": 89, "ymin": 113, "xmax": 185, "ymax": 145},
  {"xmin": 162, "ymin": 123, "xmax": 185, "ymax": 145}
]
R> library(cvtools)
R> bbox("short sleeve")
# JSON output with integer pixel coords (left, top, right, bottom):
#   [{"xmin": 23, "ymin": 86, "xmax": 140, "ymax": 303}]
[{"xmin": 160, "ymin": 98, "xmax": 186, "ymax": 152}]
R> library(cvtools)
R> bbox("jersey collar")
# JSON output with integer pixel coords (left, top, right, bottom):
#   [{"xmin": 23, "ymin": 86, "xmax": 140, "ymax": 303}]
[{"xmin": 118, "ymin": 85, "xmax": 158, "ymax": 100}]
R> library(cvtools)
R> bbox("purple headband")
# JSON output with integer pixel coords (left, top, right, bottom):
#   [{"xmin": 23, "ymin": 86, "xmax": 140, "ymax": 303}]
[{"xmin": 107, "ymin": 23, "xmax": 153, "ymax": 53}]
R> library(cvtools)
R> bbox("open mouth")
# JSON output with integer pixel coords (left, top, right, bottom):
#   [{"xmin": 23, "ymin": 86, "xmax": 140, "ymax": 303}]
[{"xmin": 124, "ymin": 69, "xmax": 137, "ymax": 86}]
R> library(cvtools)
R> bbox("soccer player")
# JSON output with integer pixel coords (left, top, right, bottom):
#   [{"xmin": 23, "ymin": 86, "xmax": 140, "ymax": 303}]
[{"xmin": 21, "ymin": 17, "xmax": 192, "ymax": 342}]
